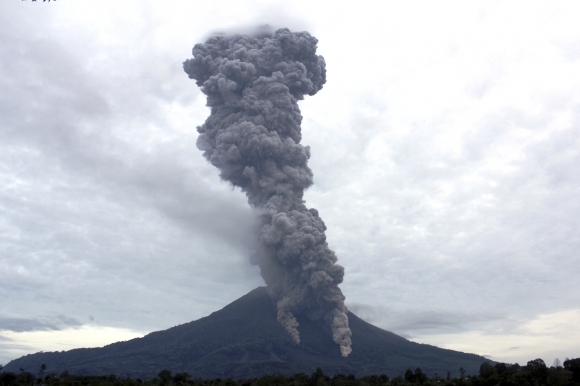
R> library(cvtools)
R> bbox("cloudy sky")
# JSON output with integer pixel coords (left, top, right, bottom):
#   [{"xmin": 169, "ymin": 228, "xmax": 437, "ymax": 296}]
[{"xmin": 2, "ymin": 0, "xmax": 579, "ymax": 368}]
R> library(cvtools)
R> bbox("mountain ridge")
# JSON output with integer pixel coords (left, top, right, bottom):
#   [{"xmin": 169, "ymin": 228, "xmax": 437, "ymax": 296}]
[{"xmin": 4, "ymin": 287, "xmax": 487, "ymax": 379}]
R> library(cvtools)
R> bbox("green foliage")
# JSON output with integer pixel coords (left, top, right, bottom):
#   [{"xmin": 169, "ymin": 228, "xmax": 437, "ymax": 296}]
[
  {"xmin": 404, "ymin": 369, "xmax": 414, "ymax": 383},
  {"xmin": 158, "ymin": 369, "xmax": 172, "ymax": 384},
  {"xmin": 173, "ymin": 373, "xmax": 190, "ymax": 385},
  {"xmin": 479, "ymin": 362, "xmax": 495, "ymax": 379},
  {"xmin": 389, "ymin": 375, "xmax": 403, "ymax": 385},
  {"xmin": 413, "ymin": 368, "xmax": 427, "ymax": 385},
  {"xmin": 1, "ymin": 356, "xmax": 580, "ymax": 386},
  {"xmin": 257, "ymin": 374, "xmax": 287, "ymax": 386},
  {"xmin": 548, "ymin": 366, "xmax": 572, "ymax": 386},
  {"xmin": 564, "ymin": 358, "xmax": 580, "ymax": 384},
  {"xmin": 527, "ymin": 358, "xmax": 549, "ymax": 385}
]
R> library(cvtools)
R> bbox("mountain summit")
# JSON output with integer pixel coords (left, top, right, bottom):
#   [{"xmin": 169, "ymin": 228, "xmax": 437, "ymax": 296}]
[{"xmin": 4, "ymin": 287, "xmax": 487, "ymax": 379}]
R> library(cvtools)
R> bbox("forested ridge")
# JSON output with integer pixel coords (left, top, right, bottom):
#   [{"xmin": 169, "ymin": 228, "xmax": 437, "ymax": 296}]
[{"xmin": 2, "ymin": 357, "xmax": 579, "ymax": 386}]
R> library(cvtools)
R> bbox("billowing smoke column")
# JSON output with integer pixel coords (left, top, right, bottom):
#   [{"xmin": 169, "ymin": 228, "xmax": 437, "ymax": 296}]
[{"xmin": 183, "ymin": 28, "xmax": 352, "ymax": 357}]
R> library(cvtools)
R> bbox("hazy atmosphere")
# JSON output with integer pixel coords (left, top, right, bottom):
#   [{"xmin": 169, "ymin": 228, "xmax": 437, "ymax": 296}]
[{"xmin": 1, "ymin": 0, "xmax": 579, "ymax": 368}]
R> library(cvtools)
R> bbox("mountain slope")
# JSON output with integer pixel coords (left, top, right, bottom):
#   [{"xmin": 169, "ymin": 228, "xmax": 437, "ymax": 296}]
[{"xmin": 4, "ymin": 287, "xmax": 487, "ymax": 379}]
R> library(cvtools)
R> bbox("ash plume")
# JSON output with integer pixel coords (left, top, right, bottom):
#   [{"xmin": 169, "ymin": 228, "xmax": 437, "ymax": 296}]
[{"xmin": 183, "ymin": 28, "xmax": 352, "ymax": 357}]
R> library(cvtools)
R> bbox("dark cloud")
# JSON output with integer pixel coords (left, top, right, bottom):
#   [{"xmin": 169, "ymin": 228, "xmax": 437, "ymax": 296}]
[
  {"xmin": 347, "ymin": 302, "xmax": 506, "ymax": 338},
  {"xmin": 0, "ymin": 315, "xmax": 82, "ymax": 333}
]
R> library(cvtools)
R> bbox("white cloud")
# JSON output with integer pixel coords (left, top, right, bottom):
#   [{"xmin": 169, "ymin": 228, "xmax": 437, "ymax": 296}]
[
  {"xmin": 411, "ymin": 309, "xmax": 580, "ymax": 366},
  {"xmin": 0, "ymin": 326, "xmax": 146, "ymax": 367}
]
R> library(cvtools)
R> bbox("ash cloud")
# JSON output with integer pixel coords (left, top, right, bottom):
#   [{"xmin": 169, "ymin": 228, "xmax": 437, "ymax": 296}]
[{"xmin": 183, "ymin": 28, "xmax": 352, "ymax": 356}]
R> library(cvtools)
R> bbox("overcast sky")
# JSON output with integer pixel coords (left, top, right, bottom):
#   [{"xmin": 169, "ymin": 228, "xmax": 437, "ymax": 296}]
[{"xmin": 1, "ymin": 0, "xmax": 579, "ymax": 368}]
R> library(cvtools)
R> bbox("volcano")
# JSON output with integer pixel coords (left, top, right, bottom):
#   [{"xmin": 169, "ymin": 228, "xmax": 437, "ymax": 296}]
[{"xmin": 3, "ymin": 287, "xmax": 487, "ymax": 379}]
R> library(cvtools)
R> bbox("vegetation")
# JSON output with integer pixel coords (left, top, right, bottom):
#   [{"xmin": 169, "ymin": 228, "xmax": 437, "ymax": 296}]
[{"xmin": 1, "ymin": 357, "xmax": 579, "ymax": 386}]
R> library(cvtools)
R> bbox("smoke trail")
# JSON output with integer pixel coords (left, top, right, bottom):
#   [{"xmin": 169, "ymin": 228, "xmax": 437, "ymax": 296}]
[{"xmin": 183, "ymin": 28, "xmax": 352, "ymax": 357}]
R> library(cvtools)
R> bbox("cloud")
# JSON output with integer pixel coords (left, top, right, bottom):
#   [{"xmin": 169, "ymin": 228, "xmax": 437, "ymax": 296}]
[
  {"xmin": 412, "ymin": 309, "xmax": 580, "ymax": 365},
  {"xmin": 0, "ymin": 326, "xmax": 145, "ymax": 367},
  {"xmin": 200, "ymin": 2, "xmax": 314, "ymax": 41},
  {"xmin": 347, "ymin": 302, "xmax": 505, "ymax": 338},
  {"xmin": 0, "ymin": 315, "xmax": 82, "ymax": 333},
  {"xmin": 0, "ymin": 0, "xmax": 262, "ymax": 338}
]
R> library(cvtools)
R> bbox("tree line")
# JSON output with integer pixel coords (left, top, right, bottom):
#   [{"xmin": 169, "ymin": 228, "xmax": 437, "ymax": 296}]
[{"xmin": 1, "ymin": 357, "xmax": 579, "ymax": 386}]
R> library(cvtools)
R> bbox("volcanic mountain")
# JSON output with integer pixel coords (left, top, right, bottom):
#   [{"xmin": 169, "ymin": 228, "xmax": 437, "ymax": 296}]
[{"xmin": 4, "ymin": 287, "xmax": 487, "ymax": 379}]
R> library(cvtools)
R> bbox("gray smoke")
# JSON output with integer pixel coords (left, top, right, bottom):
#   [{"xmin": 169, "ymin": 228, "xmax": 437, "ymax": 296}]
[{"xmin": 183, "ymin": 28, "xmax": 352, "ymax": 357}]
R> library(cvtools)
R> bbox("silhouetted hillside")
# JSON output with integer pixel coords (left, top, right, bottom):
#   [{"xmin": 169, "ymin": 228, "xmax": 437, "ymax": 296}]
[{"xmin": 4, "ymin": 287, "xmax": 488, "ymax": 379}]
